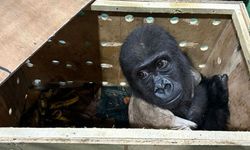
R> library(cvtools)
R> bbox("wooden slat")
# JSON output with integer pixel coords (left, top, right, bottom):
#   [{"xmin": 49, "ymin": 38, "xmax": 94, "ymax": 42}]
[
  {"xmin": 232, "ymin": 10, "xmax": 250, "ymax": 75},
  {"xmin": 91, "ymin": 1, "xmax": 238, "ymax": 14},
  {"xmin": 0, "ymin": 128, "xmax": 249, "ymax": 146},
  {"xmin": 239, "ymin": 2, "xmax": 250, "ymax": 28},
  {"xmin": 228, "ymin": 56, "xmax": 250, "ymax": 130},
  {"xmin": 0, "ymin": 144, "xmax": 248, "ymax": 150},
  {"xmin": 0, "ymin": 0, "xmax": 93, "ymax": 85},
  {"xmin": 154, "ymin": 16, "xmax": 229, "ymax": 71},
  {"xmin": 98, "ymin": 13, "xmax": 143, "ymax": 85}
]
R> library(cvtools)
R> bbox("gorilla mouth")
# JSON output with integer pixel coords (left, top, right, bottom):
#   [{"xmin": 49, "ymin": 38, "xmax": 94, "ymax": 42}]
[
  {"xmin": 155, "ymin": 88, "xmax": 182, "ymax": 104},
  {"xmin": 166, "ymin": 92, "xmax": 182, "ymax": 104}
]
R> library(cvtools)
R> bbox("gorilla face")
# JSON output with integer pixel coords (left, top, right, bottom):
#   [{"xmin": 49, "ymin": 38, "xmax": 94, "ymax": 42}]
[
  {"xmin": 120, "ymin": 24, "xmax": 195, "ymax": 110},
  {"xmin": 133, "ymin": 53, "xmax": 184, "ymax": 105}
]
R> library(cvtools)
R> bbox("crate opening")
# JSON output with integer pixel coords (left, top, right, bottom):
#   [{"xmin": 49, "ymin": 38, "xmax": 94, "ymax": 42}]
[{"xmin": 0, "ymin": 9, "xmax": 249, "ymax": 131}]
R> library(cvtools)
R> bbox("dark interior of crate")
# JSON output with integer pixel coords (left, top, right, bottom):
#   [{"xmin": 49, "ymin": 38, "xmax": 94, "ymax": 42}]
[{"xmin": 0, "ymin": 8, "xmax": 249, "ymax": 130}]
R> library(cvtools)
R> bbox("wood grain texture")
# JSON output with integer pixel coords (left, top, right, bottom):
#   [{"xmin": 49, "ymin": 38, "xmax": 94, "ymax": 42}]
[
  {"xmin": 0, "ymin": 69, "xmax": 30, "ymax": 126},
  {"xmin": 228, "ymin": 56, "xmax": 250, "ymax": 130},
  {"xmin": 0, "ymin": 128, "xmax": 249, "ymax": 146},
  {"xmin": 232, "ymin": 10, "xmax": 250, "ymax": 74},
  {"xmin": 98, "ymin": 13, "xmax": 143, "ymax": 85},
  {"xmin": 201, "ymin": 21, "xmax": 239, "ymax": 75},
  {"xmin": 23, "ymin": 11, "xmax": 102, "ymax": 85},
  {"xmin": 0, "ymin": 144, "xmax": 248, "ymax": 150},
  {"xmin": 0, "ymin": 0, "xmax": 93, "ymax": 85},
  {"xmin": 91, "ymin": 0, "xmax": 238, "ymax": 14}
]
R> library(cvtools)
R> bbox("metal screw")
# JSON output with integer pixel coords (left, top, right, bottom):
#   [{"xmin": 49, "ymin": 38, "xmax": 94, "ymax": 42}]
[
  {"xmin": 179, "ymin": 41, "xmax": 187, "ymax": 47},
  {"xmin": 170, "ymin": 17, "xmax": 179, "ymax": 24},
  {"xmin": 200, "ymin": 45, "xmax": 209, "ymax": 51},
  {"xmin": 33, "ymin": 79, "xmax": 41, "ymax": 87},
  {"xmin": 16, "ymin": 77, "xmax": 20, "ymax": 85},
  {"xmin": 100, "ymin": 13, "xmax": 109, "ymax": 21},
  {"xmin": 190, "ymin": 18, "xmax": 199, "ymax": 25},
  {"xmin": 26, "ymin": 60, "xmax": 34, "ymax": 68},
  {"xmin": 198, "ymin": 64, "xmax": 206, "ymax": 68},
  {"xmin": 9, "ymin": 108, "xmax": 12, "ymax": 115},
  {"xmin": 101, "ymin": 63, "xmax": 113, "ymax": 68},
  {"xmin": 52, "ymin": 60, "xmax": 60, "ymax": 65},
  {"xmin": 102, "ymin": 81, "xmax": 109, "ymax": 86},
  {"xmin": 85, "ymin": 60, "xmax": 94, "ymax": 65},
  {"xmin": 58, "ymin": 40, "xmax": 66, "ymax": 45},
  {"xmin": 120, "ymin": 82, "xmax": 127, "ymax": 86},
  {"xmin": 67, "ymin": 81, "xmax": 73, "ymax": 84},
  {"xmin": 212, "ymin": 19, "xmax": 221, "ymax": 26},
  {"xmin": 217, "ymin": 57, "xmax": 222, "ymax": 65},
  {"xmin": 66, "ymin": 64, "xmax": 73, "ymax": 68},
  {"xmin": 125, "ymin": 14, "xmax": 134, "ymax": 22},
  {"xmin": 145, "ymin": 17, "xmax": 154, "ymax": 24}
]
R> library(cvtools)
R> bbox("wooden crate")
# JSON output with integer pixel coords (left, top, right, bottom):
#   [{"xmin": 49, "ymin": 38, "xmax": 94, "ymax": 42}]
[{"xmin": 0, "ymin": 0, "xmax": 250, "ymax": 149}]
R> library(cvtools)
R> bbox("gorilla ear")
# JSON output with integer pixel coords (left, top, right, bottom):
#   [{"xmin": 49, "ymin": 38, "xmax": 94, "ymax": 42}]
[{"xmin": 191, "ymin": 68, "xmax": 201, "ymax": 86}]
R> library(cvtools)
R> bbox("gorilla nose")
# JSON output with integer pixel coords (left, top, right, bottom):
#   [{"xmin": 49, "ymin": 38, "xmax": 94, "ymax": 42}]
[{"xmin": 154, "ymin": 76, "xmax": 172, "ymax": 91}]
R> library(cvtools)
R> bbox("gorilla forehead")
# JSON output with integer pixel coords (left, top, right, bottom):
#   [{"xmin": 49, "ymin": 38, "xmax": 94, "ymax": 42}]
[{"xmin": 120, "ymin": 25, "xmax": 179, "ymax": 71}]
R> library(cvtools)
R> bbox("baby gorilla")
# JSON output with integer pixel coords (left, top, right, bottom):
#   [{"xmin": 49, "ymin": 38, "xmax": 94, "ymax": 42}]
[{"xmin": 119, "ymin": 24, "xmax": 229, "ymax": 130}]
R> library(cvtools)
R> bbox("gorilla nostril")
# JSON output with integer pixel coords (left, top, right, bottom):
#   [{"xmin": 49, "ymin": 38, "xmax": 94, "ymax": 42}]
[{"xmin": 165, "ymin": 83, "xmax": 171, "ymax": 90}]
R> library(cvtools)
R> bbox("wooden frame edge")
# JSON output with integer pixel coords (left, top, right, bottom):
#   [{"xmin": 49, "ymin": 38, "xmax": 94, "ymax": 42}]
[{"xmin": 0, "ymin": 128, "xmax": 249, "ymax": 145}]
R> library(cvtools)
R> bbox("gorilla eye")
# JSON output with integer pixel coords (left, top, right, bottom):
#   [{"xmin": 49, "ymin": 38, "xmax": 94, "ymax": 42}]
[
  {"xmin": 156, "ymin": 59, "xmax": 168, "ymax": 69},
  {"xmin": 137, "ymin": 70, "xmax": 148, "ymax": 79}
]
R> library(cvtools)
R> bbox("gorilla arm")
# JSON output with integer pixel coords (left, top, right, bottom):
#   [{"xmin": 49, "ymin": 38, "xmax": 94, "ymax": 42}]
[{"xmin": 129, "ymin": 96, "xmax": 197, "ymax": 130}]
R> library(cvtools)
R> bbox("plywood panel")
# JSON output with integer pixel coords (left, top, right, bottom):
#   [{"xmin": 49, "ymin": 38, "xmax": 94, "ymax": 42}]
[
  {"xmin": 0, "ymin": 0, "xmax": 93, "ymax": 85},
  {"xmin": 98, "ymin": 13, "xmax": 143, "ymax": 85},
  {"xmin": 201, "ymin": 21, "xmax": 239, "ymax": 75},
  {"xmin": 23, "ymin": 11, "xmax": 102, "ymax": 85},
  {"xmin": 228, "ymin": 57, "xmax": 250, "ymax": 130},
  {"xmin": 0, "ymin": 69, "xmax": 30, "ymax": 126},
  {"xmin": 91, "ymin": 0, "xmax": 238, "ymax": 14},
  {"xmin": 154, "ymin": 14, "xmax": 229, "ymax": 70}
]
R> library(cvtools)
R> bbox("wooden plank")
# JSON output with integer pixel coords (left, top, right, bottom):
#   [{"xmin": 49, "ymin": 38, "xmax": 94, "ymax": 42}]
[
  {"xmin": 201, "ymin": 21, "xmax": 239, "ymax": 75},
  {"xmin": 0, "ymin": 128, "xmax": 249, "ymax": 146},
  {"xmin": 98, "ymin": 13, "xmax": 143, "ymax": 85},
  {"xmin": 0, "ymin": 144, "xmax": 248, "ymax": 150},
  {"xmin": 91, "ymin": 1, "xmax": 238, "ymax": 14},
  {"xmin": 154, "ymin": 15, "xmax": 229, "ymax": 71},
  {"xmin": 0, "ymin": 144, "xmax": 124, "ymax": 150},
  {"xmin": 232, "ymin": 10, "xmax": 250, "ymax": 75},
  {"xmin": 0, "ymin": 69, "xmax": 31, "ymax": 126},
  {"xmin": 23, "ymin": 11, "xmax": 102, "ymax": 85},
  {"xmin": 0, "ymin": 0, "xmax": 93, "ymax": 85},
  {"xmin": 239, "ymin": 2, "xmax": 250, "ymax": 29},
  {"xmin": 228, "ymin": 57, "xmax": 250, "ymax": 130},
  {"xmin": 99, "ymin": 14, "xmax": 122, "ymax": 85}
]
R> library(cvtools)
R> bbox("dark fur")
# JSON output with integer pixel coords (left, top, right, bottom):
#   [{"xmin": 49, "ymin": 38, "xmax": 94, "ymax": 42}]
[
  {"xmin": 201, "ymin": 74, "xmax": 230, "ymax": 130},
  {"xmin": 119, "ymin": 24, "xmax": 229, "ymax": 130}
]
